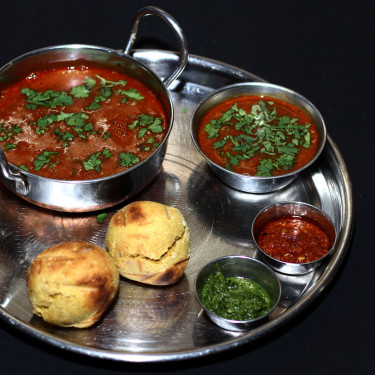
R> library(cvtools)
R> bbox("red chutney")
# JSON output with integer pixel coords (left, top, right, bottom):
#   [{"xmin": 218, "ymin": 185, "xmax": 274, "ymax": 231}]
[
  {"xmin": 0, "ymin": 66, "xmax": 167, "ymax": 180},
  {"xmin": 198, "ymin": 95, "xmax": 319, "ymax": 176},
  {"xmin": 257, "ymin": 215, "xmax": 331, "ymax": 263}
]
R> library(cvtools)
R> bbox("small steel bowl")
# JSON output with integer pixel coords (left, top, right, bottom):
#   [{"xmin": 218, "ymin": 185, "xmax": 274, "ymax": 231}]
[
  {"xmin": 252, "ymin": 201, "xmax": 337, "ymax": 275},
  {"xmin": 190, "ymin": 82, "xmax": 327, "ymax": 193},
  {"xmin": 194, "ymin": 255, "xmax": 281, "ymax": 331}
]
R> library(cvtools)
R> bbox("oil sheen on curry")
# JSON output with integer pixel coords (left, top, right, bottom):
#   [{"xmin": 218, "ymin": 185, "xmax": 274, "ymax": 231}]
[
  {"xmin": 198, "ymin": 95, "xmax": 318, "ymax": 176},
  {"xmin": 0, "ymin": 66, "xmax": 168, "ymax": 180}
]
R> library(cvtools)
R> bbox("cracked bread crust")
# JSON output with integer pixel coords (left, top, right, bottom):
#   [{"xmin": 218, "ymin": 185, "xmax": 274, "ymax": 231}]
[
  {"xmin": 27, "ymin": 241, "xmax": 119, "ymax": 328},
  {"xmin": 105, "ymin": 201, "xmax": 190, "ymax": 285}
]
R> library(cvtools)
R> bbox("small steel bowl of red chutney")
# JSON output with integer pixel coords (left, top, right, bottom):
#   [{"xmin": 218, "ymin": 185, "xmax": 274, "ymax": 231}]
[
  {"xmin": 190, "ymin": 82, "xmax": 327, "ymax": 193},
  {"xmin": 251, "ymin": 201, "xmax": 337, "ymax": 275}
]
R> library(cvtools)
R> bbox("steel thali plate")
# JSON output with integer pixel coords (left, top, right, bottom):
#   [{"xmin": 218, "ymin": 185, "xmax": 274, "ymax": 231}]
[{"xmin": 0, "ymin": 50, "xmax": 354, "ymax": 362}]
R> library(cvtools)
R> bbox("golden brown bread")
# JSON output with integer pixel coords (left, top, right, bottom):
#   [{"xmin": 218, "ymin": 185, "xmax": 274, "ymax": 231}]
[
  {"xmin": 27, "ymin": 241, "xmax": 119, "ymax": 328},
  {"xmin": 105, "ymin": 201, "xmax": 190, "ymax": 285}
]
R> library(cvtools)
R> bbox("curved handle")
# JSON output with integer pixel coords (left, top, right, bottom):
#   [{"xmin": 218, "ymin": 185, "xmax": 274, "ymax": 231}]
[
  {"xmin": 0, "ymin": 146, "xmax": 28, "ymax": 195},
  {"xmin": 124, "ymin": 6, "xmax": 188, "ymax": 88}
]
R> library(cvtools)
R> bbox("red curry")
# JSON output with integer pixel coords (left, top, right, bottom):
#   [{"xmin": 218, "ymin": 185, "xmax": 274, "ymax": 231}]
[
  {"xmin": 198, "ymin": 95, "xmax": 319, "ymax": 176},
  {"xmin": 257, "ymin": 215, "xmax": 331, "ymax": 263},
  {"xmin": 0, "ymin": 66, "xmax": 167, "ymax": 180}
]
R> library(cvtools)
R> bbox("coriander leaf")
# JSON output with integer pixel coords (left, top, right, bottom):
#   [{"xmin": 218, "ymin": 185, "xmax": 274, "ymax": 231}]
[
  {"xmin": 33, "ymin": 113, "xmax": 58, "ymax": 134},
  {"xmin": 86, "ymin": 102, "xmax": 101, "ymax": 110},
  {"xmin": 99, "ymin": 86, "xmax": 113, "ymax": 99},
  {"xmin": 83, "ymin": 122, "xmax": 94, "ymax": 132},
  {"xmin": 54, "ymin": 128, "xmax": 75, "ymax": 146},
  {"xmin": 65, "ymin": 112, "xmax": 90, "ymax": 127},
  {"xmin": 97, "ymin": 213, "xmax": 107, "ymax": 223},
  {"xmin": 83, "ymin": 152, "xmax": 102, "ymax": 172},
  {"xmin": 204, "ymin": 120, "xmax": 221, "ymax": 138},
  {"xmin": 5, "ymin": 143, "xmax": 16, "ymax": 150},
  {"xmin": 147, "ymin": 117, "xmax": 163, "ymax": 133},
  {"xmin": 70, "ymin": 85, "xmax": 91, "ymax": 98},
  {"xmin": 95, "ymin": 75, "xmax": 127, "ymax": 87},
  {"xmin": 256, "ymin": 159, "xmax": 274, "ymax": 176},
  {"xmin": 137, "ymin": 128, "xmax": 147, "ymax": 138},
  {"xmin": 146, "ymin": 136, "xmax": 155, "ymax": 144},
  {"xmin": 56, "ymin": 112, "xmax": 74, "ymax": 122},
  {"xmin": 227, "ymin": 152, "xmax": 240, "ymax": 166},
  {"xmin": 19, "ymin": 165, "xmax": 29, "ymax": 172},
  {"xmin": 139, "ymin": 114, "xmax": 154, "ymax": 126},
  {"xmin": 128, "ymin": 120, "xmax": 140, "ymax": 130},
  {"xmin": 102, "ymin": 132, "xmax": 111, "ymax": 140},
  {"xmin": 213, "ymin": 138, "xmax": 228, "ymax": 149},
  {"xmin": 102, "ymin": 149, "xmax": 112, "ymax": 158},
  {"xmin": 118, "ymin": 88, "xmax": 144, "ymax": 101},
  {"xmin": 278, "ymin": 153, "xmax": 295, "ymax": 170},
  {"xmin": 84, "ymin": 77, "xmax": 96, "ymax": 89},
  {"xmin": 11, "ymin": 125, "xmax": 22, "ymax": 134},
  {"xmin": 302, "ymin": 132, "xmax": 311, "ymax": 148},
  {"xmin": 118, "ymin": 152, "xmax": 140, "ymax": 167},
  {"xmin": 21, "ymin": 88, "xmax": 74, "ymax": 109},
  {"xmin": 34, "ymin": 151, "xmax": 59, "ymax": 171},
  {"xmin": 277, "ymin": 143, "xmax": 299, "ymax": 156}
]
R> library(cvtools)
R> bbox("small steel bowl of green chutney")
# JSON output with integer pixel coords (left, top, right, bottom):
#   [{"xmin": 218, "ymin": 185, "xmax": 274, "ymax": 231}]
[{"xmin": 194, "ymin": 255, "xmax": 281, "ymax": 331}]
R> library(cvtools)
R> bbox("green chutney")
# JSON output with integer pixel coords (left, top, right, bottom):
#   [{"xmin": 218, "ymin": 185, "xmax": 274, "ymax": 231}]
[{"xmin": 201, "ymin": 265, "xmax": 273, "ymax": 320}]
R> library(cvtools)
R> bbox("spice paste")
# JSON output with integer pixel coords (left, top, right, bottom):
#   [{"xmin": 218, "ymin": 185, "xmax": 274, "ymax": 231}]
[
  {"xmin": 0, "ymin": 66, "xmax": 167, "ymax": 180},
  {"xmin": 257, "ymin": 215, "xmax": 331, "ymax": 263},
  {"xmin": 198, "ymin": 95, "xmax": 318, "ymax": 176},
  {"xmin": 201, "ymin": 265, "xmax": 272, "ymax": 320}
]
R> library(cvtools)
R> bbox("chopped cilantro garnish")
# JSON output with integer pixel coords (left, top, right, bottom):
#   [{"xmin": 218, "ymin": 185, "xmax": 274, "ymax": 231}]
[
  {"xmin": 203, "ymin": 99, "xmax": 312, "ymax": 176},
  {"xmin": 118, "ymin": 88, "xmax": 144, "ymax": 101},
  {"xmin": 54, "ymin": 128, "xmax": 75, "ymax": 146},
  {"xmin": 19, "ymin": 165, "xmax": 29, "ymax": 172},
  {"xmin": 65, "ymin": 112, "xmax": 90, "ymax": 127},
  {"xmin": 128, "ymin": 114, "xmax": 164, "ymax": 138},
  {"xmin": 97, "ymin": 213, "xmax": 107, "ymax": 223},
  {"xmin": 34, "ymin": 151, "xmax": 59, "ymax": 171},
  {"xmin": 118, "ymin": 152, "xmax": 140, "ymax": 167},
  {"xmin": 95, "ymin": 75, "xmax": 127, "ymax": 88},
  {"xmin": 102, "ymin": 132, "xmax": 111, "ymax": 140},
  {"xmin": 82, "ymin": 149, "xmax": 113, "ymax": 172},
  {"xmin": 21, "ymin": 88, "xmax": 74, "ymax": 109},
  {"xmin": 102, "ymin": 149, "xmax": 112, "ymax": 158},
  {"xmin": 0, "ymin": 124, "xmax": 22, "ymax": 141},
  {"xmin": 82, "ymin": 152, "xmax": 102, "ymax": 172},
  {"xmin": 70, "ymin": 85, "xmax": 91, "ymax": 98},
  {"xmin": 86, "ymin": 102, "xmax": 101, "ymax": 110},
  {"xmin": 5, "ymin": 143, "xmax": 16, "ymax": 150},
  {"xmin": 138, "ymin": 128, "xmax": 147, "ymax": 138}
]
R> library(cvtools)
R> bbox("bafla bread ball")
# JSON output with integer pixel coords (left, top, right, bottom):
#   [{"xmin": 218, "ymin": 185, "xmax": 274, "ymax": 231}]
[
  {"xmin": 105, "ymin": 201, "xmax": 190, "ymax": 285},
  {"xmin": 27, "ymin": 241, "xmax": 119, "ymax": 328}
]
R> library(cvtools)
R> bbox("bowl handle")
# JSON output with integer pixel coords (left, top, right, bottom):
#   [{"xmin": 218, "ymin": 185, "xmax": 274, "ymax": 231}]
[
  {"xmin": 0, "ymin": 146, "xmax": 28, "ymax": 195},
  {"xmin": 123, "ymin": 6, "xmax": 188, "ymax": 88}
]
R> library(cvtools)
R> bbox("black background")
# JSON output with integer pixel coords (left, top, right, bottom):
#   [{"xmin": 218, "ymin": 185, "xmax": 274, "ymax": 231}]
[{"xmin": 0, "ymin": 0, "xmax": 373, "ymax": 374}]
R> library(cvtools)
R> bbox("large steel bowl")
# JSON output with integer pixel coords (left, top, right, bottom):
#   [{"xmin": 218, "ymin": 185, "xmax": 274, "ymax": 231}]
[{"xmin": 0, "ymin": 6, "xmax": 188, "ymax": 212}]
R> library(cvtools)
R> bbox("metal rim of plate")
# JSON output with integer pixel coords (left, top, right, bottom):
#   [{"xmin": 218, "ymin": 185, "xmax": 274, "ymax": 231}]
[{"xmin": 0, "ymin": 50, "xmax": 354, "ymax": 362}]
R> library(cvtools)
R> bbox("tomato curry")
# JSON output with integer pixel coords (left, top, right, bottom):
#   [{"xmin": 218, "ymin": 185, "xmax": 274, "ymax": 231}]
[
  {"xmin": 0, "ymin": 66, "xmax": 168, "ymax": 180},
  {"xmin": 197, "ymin": 95, "xmax": 319, "ymax": 177}
]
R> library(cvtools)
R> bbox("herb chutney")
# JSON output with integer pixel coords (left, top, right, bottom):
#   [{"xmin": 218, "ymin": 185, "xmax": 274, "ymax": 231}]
[{"xmin": 201, "ymin": 265, "xmax": 273, "ymax": 321}]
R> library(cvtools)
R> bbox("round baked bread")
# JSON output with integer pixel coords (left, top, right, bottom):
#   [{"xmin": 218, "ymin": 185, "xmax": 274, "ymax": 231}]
[
  {"xmin": 105, "ymin": 201, "xmax": 190, "ymax": 285},
  {"xmin": 27, "ymin": 241, "xmax": 119, "ymax": 328}
]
